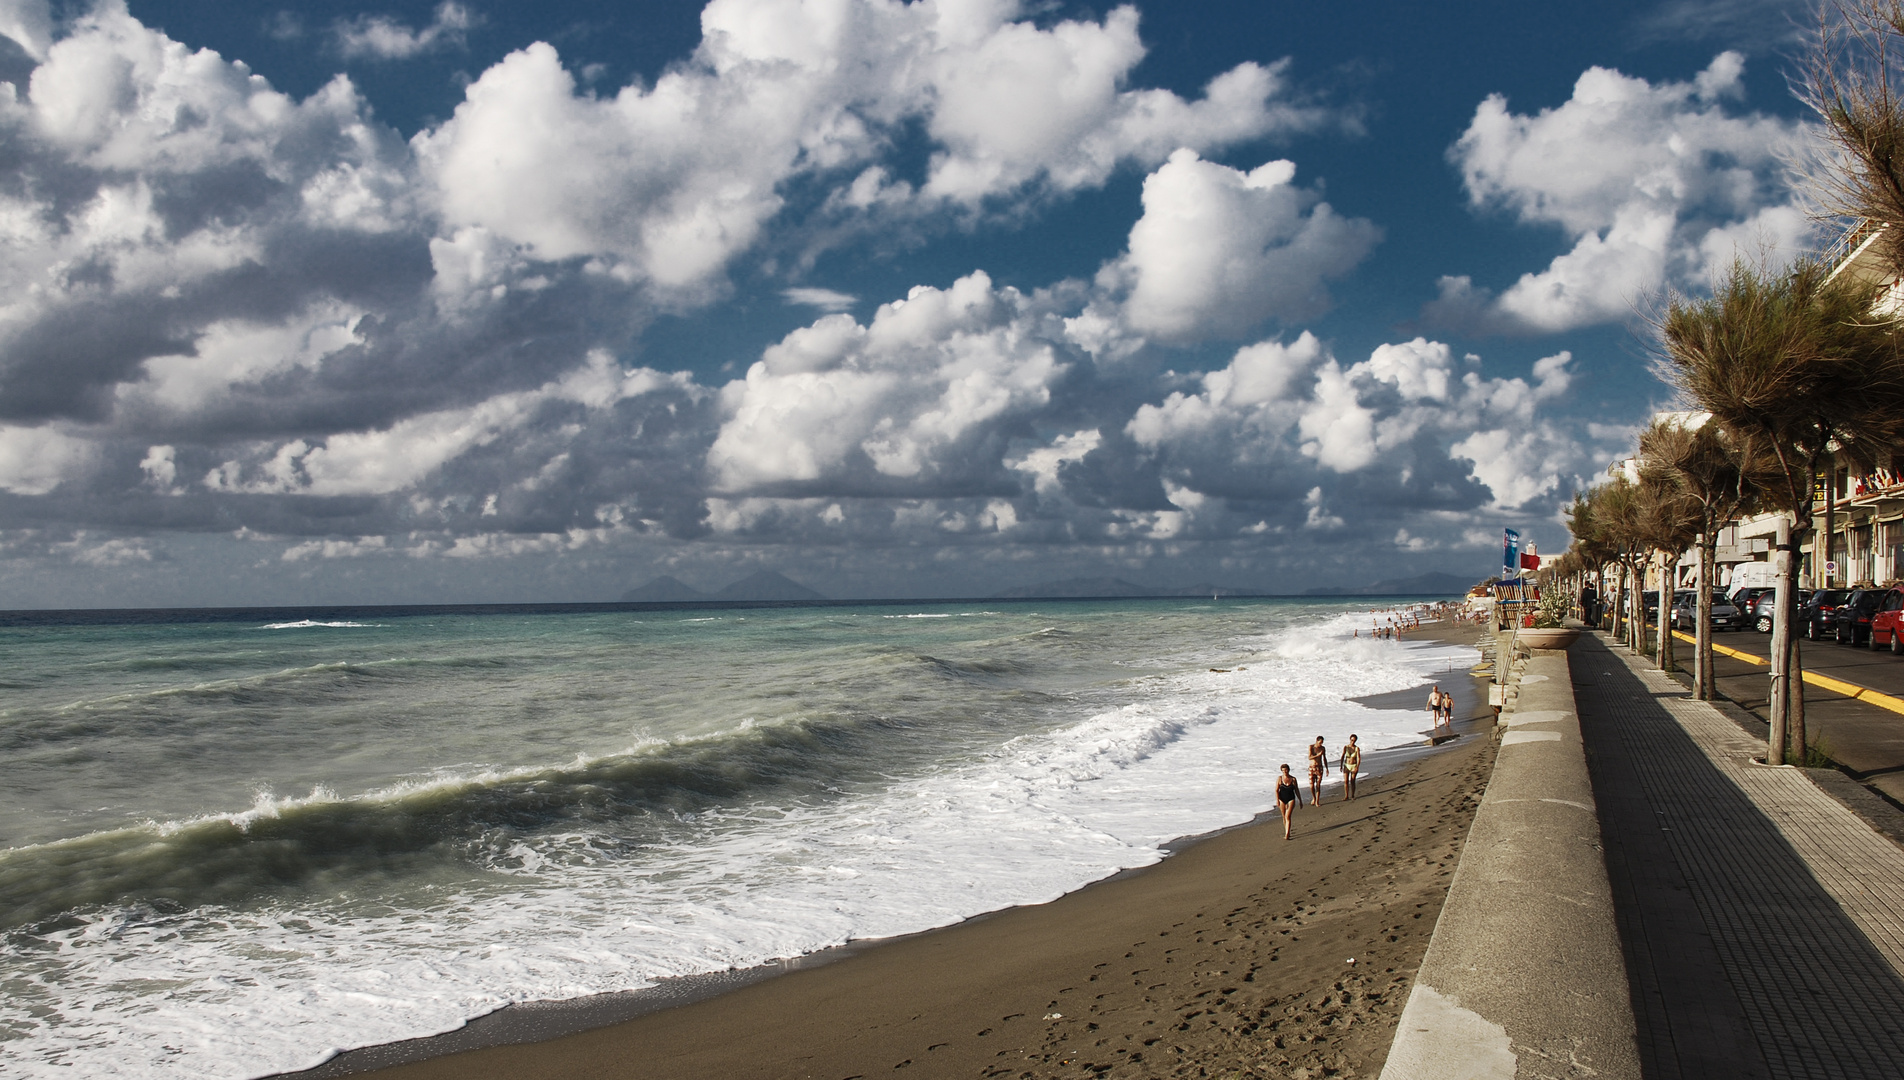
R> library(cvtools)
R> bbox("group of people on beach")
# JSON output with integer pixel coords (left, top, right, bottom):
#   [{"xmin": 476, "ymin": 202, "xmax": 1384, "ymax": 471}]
[
  {"xmin": 1274, "ymin": 734, "xmax": 1362, "ymax": 839},
  {"xmin": 1274, "ymin": 684, "xmax": 1461, "ymax": 839}
]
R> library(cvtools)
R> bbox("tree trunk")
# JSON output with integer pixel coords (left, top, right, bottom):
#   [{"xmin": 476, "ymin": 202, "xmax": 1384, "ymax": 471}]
[
  {"xmin": 1612, "ymin": 560, "xmax": 1626, "ymax": 640},
  {"xmin": 1637, "ymin": 563, "xmax": 1652, "ymax": 655},
  {"xmin": 1632, "ymin": 558, "xmax": 1646, "ymax": 654},
  {"xmin": 1611, "ymin": 562, "xmax": 1623, "ymax": 639},
  {"xmin": 1769, "ymin": 516, "xmax": 1791, "ymax": 765},
  {"xmin": 1658, "ymin": 550, "xmax": 1675, "ymax": 673},
  {"xmin": 1824, "ymin": 451, "xmax": 1836, "ymax": 589},
  {"xmin": 1638, "ymin": 559, "xmax": 1646, "ymax": 654},
  {"xmin": 1696, "ymin": 534, "xmax": 1713, "ymax": 700},
  {"xmin": 1792, "ymin": 522, "xmax": 1810, "ymax": 765},
  {"xmin": 1794, "ymin": 634, "xmax": 1808, "ymax": 764}
]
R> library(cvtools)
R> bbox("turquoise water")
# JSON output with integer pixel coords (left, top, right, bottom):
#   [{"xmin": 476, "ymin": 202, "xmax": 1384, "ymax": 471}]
[{"xmin": 0, "ymin": 598, "xmax": 1468, "ymax": 1079}]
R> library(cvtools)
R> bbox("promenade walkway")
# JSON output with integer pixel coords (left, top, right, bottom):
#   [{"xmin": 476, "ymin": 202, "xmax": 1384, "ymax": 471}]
[
  {"xmin": 1664, "ymin": 629, "xmax": 1904, "ymax": 806},
  {"xmin": 1573, "ymin": 631, "xmax": 1904, "ymax": 1079}
]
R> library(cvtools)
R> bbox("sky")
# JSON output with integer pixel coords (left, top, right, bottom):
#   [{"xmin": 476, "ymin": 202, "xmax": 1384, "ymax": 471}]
[{"xmin": 0, "ymin": 0, "xmax": 1827, "ymax": 607}]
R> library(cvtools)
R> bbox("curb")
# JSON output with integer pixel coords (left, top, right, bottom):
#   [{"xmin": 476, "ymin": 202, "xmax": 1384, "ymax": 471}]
[
  {"xmin": 1667, "ymin": 629, "xmax": 1904, "ymax": 716},
  {"xmin": 1379, "ymin": 646, "xmax": 1639, "ymax": 1080}
]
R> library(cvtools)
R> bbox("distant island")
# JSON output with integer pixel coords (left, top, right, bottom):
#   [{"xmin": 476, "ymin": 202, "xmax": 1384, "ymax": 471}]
[
  {"xmin": 990, "ymin": 577, "xmax": 1272, "ymax": 599},
  {"xmin": 621, "ymin": 569, "xmax": 1475, "ymax": 605},
  {"xmin": 621, "ymin": 570, "xmax": 826, "ymax": 603},
  {"xmin": 985, "ymin": 572, "xmax": 1471, "ymax": 599},
  {"xmin": 1300, "ymin": 571, "xmax": 1475, "ymax": 596}
]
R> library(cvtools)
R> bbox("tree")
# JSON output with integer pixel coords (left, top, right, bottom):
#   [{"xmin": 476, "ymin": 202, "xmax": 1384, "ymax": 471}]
[
  {"xmin": 1565, "ymin": 488, "xmax": 1622, "ymax": 632},
  {"xmin": 1636, "ymin": 417, "xmax": 1758, "ymax": 698},
  {"xmin": 1658, "ymin": 258, "xmax": 1904, "ymax": 763},
  {"xmin": 1584, "ymin": 472, "xmax": 1652, "ymax": 654},
  {"xmin": 1633, "ymin": 442, "xmax": 1704, "ymax": 675}
]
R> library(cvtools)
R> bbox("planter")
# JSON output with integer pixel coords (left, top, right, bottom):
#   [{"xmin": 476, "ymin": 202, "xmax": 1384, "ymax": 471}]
[{"xmin": 1518, "ymin": 628, "xmax": 1579, "ymax": 649}]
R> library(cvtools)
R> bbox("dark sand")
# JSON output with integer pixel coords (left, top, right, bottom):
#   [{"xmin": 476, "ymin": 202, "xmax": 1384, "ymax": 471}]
[{"xmin": 311, "ymin": 622, "xmax": 1494, "ymax": 1080}]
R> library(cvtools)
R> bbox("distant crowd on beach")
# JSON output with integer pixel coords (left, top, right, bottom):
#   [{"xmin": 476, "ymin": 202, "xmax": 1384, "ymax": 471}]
[{"xmin": 1353, "ymin": 600, "xmax": 1459, "ymax": 640}]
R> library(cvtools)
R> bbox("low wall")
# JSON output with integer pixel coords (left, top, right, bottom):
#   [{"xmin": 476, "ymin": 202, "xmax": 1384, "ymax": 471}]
[{"xmin": 1379, "ymin": 647, "xmax": 1639, "ymax": 1080}]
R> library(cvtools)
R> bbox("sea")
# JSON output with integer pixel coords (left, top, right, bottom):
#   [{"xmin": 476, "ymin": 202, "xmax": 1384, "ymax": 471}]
[{"xmin": 0, "ymin": 596, "xmax": 1473, "ymax": 1079}]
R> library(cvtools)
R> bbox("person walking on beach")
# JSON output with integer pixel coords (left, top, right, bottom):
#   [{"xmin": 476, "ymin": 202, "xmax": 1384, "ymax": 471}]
[
  {"xmin": 1426, "ymin": 685, "xmax": 1445, "ymax": 730},
  {"xmin": 1341, "ymin": 735, "xmax": 1361, "ymax": 800},
  {"xmin": 1307, "ymin": 736, "xmax": 1330, "ymax": 804},
  {"xmin": 1439, "ymin": 688, "xmax": 1455, "ymax": 727},
  {"xmin": 1276, "ymin": 764, "xmax": 1301, "ymax": 839}
]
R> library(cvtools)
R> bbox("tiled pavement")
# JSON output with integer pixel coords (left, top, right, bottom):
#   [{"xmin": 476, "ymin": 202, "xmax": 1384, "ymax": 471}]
[{"xmin": 1574, "ymin": 632, "xmax": 1904, "ymax": 1079}]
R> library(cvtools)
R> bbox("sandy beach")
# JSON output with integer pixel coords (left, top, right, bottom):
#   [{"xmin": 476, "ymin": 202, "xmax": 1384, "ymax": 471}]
[{"xmin": 301, "ymin": 621, "xmax": 1493, "ymax": 1080}]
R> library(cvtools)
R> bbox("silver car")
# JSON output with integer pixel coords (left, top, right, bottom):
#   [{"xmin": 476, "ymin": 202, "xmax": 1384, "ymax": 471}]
[{"xmin": 1670, "ymin": 589, "xmax": 1742, "ymax": 631}]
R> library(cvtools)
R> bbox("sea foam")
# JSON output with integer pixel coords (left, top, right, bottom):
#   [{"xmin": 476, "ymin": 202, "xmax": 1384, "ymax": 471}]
[{"xmin": 0, "ymin": 604, "xmax": 1471, "ymax": 1080}]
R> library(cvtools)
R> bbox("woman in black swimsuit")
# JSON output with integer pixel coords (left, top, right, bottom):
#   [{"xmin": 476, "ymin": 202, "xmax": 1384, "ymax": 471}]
[{"xmin": 1276, "ymin": 764, "xmax": 1302, "ymax": 839}]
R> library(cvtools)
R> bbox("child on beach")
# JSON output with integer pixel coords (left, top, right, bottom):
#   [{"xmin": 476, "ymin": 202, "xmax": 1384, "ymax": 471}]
[
  {"xmin": 1307, "ymin": 736, "xmax": 1329, "ymax": 804},
  {"xmin": 1341, "ymin": 735, "xmax": 1361, "ymax": 800},
  {"xmin": 1276, "ymin": 764, "xmax": 1301, "ymax": 839}
]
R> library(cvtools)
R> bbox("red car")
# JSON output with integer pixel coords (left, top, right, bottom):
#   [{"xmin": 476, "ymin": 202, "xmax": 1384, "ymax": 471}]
[{"xmin": 1872, "ymin": 591, "xmax": 1904, "ymax": 653}]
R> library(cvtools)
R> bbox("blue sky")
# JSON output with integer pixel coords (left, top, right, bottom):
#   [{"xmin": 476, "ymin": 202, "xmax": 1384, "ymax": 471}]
[{"xmin": 0, "ymin": 0, "xmax": 1820, "ymax": 606}]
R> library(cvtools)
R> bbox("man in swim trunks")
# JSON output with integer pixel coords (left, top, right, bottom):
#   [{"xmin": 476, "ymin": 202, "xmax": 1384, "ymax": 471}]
[
  {"xmin": 1307, "ymin": 736, "xmax": 1329, "ymax": 804},
  {"xmin": 1341, "ymin": 734, "xmax": 1361, "ymax": 800},
  {"xmin": 1276, "ymin": 764, "xmax": 1301, "ymax": 839},
  {"xmin": 1427, "ymin": 685, "xmax": 1445, "ymax": 729}
]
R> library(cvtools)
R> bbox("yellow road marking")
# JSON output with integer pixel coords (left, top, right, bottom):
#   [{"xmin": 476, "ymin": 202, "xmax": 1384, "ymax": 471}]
[{"xmin": 1670, "ymin": 630, "xmax": 1904, "ymax": 716}]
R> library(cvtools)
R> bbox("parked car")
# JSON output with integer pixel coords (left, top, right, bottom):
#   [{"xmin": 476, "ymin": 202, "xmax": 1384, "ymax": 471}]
[
  {"xmin": 1730, "ymin": 586, "xmax": 1775, "ymax": 615},
  {"xmin": 1802, "ymin": 589, "xmax": 1854, "ymax": 640},
  {"xmin": 1871, "ymin": 592, "xmax": 1904, "ymax": 653},
  {"xmin": 1830, "ymin": 587, "xmax": 1900, "ymax": 646},
  {"xmin": 1748, "ymin": 589, "xmax": 1810, "ymax": 634},
  {"xmin": 1669, "ymin": 589, "xmax": 1743, "ymax": 632},
  {"xmin": 1642, "ymin": 590, "xmax": 1660, "ymax": 624}
]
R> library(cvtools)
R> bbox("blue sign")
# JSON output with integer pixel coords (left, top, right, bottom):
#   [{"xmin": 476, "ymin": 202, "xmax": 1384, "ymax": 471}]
[{"xmin": 1502, "ymin": 528, "xmax": 1521, "ymax": 581}]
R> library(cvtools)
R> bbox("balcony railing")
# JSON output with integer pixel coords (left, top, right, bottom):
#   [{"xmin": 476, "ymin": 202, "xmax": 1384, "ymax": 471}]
[
  {"xmin": 1812, "ymin": 470, "xmax": 1904, "ymax": 513},
  {"xmin": 1826, "ymin": 217, "xmax": 1884, "ymax": 269}
]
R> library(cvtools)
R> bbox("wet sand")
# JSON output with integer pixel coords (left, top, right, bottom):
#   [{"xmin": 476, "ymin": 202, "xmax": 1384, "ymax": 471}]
[{"xmin": 304, "ymin": 622, "xmax": 1494, "ymax": 1080}]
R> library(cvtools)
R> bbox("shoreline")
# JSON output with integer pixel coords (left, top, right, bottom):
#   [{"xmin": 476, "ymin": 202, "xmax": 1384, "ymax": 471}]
[{"xmin": 285, "ymin": 620, "xmax": 1490, "ymax": 1080}]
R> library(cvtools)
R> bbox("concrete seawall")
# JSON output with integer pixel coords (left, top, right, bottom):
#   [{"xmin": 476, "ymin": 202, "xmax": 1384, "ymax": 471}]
[{"xmin": 1380, "ymin": 645, "xmax": 1639, "ymax": 1080}]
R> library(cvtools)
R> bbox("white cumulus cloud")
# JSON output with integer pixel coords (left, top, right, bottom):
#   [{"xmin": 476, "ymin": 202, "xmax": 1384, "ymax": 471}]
[
  {"xmin": 709, "ymin": 271, "xmax": 1066, "ymax": 492},
  {"xmin": 1113, "ymin": 150, "xmax": 1379, "ymax": 342},
  {"xmin": 413, "ymin": 1, "xmax": 1319, "ymax": 297},
  {"xmin": 1433, "ymin": 52, "xmax": 1810, "ymax": 333},
  {"xmin": 0, "ymin": 424, "xmax": 96, "ymax": 494},
  {"xmin": 335, "ymin": 2, "xmax": 476, "ymax": 61}
]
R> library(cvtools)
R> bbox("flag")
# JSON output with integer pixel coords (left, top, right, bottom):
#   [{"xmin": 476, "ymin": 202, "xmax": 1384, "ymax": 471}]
[{"xmin": 1502, "ymin": 528, "xmax": 1521, "ymax": 581}]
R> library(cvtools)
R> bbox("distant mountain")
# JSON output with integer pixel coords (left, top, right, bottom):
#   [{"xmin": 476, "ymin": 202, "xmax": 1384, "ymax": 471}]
[
  {"xmin": 620, "ymin": 575, "xmax": 709, "ymax": 603},
  {"xmin": 992, "ymin": 578, "xmax": 1278, "ymax": 599},
  {"xmin": 1161, "ymin": 583, "xmax": 1274, "ymax": 598},
  {"xmin": 992, "ymin": 577, "xmax": 1160, "ymax": 599},
  {"xmin": 1304, "ymin": 571, "xmax": 1476, "ymax": 597},
  {"xmin": 713, "ymin": 570, "xmax": 827, "ymax": 602}
]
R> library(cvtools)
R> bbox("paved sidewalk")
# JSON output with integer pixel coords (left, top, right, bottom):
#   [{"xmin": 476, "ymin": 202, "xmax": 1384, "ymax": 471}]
[
  {"xmin": 1574, "ymin": 631, "xmax": 1904, "ymax": 1079},
  {"xmin": 1670, "ymin": 632, "xmax": 1904, "ymax": 807}
]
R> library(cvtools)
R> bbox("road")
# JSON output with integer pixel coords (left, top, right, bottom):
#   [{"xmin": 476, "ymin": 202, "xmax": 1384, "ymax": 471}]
[{"xmin": 1674, "ymin": 627, "xmax": 1904, "ymax": 805}]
